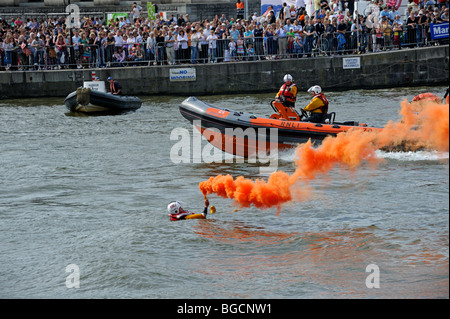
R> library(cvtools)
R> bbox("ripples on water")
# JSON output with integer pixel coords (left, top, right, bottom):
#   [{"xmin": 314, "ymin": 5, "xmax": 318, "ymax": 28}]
[{"xmin": 0, "ymin": 87, "xmax": 448, "ymax": 298}]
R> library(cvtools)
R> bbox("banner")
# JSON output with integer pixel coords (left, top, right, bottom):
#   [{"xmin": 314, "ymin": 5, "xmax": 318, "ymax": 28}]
[
  {"xmin": 107, "ymin": 12, "xmax": 128, "ymax": 25},
  {"xmin": 261, "ymin": 0, "xmax": 313, "ymax": 17},
  {"xmin": 430, "ymin": 22, "xmax": 449, "ymax": 40},
  {"xmin": 261, "ymin": 0, "xmax": 294, "ymax": 16},
  {"xmin": 147, "ymin": 2, "xmax": 156, "ymax": 20}
]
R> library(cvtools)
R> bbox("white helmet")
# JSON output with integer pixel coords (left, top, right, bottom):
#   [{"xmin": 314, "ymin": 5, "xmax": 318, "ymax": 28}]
[
  {"xmin": 308, "ymin": 85, "xmax": 322, "ymax": 95},
  {"xmin": 283, "ymin": 74, "xmax": 293, "ymax": 83},
  {"xmin": 167, "ymin": 201, "xmax": 183, "ymax": 215}
]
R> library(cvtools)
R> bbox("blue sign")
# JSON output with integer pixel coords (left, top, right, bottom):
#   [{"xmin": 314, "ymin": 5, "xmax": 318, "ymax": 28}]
[{"xmin": 430, "ymin": 22, "xmax": 449, "ymax": 40}]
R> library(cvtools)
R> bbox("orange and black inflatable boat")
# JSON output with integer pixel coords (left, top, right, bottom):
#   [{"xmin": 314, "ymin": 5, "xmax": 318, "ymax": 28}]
[{"xmin": 179, "ymin": 97, "xmax": 381, "ymax": 157}]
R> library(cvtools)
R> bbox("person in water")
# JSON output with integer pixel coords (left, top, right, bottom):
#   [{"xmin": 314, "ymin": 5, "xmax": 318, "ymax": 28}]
[
  {"xmin": 107, "ymin": 76, "xmax": 122, "ymax": 95},
  {"xmin": 168, "ymin": 198, "xmax": 210, "ymax": 221},
  {"xmin": 302, "ymin": 85, "xmax": 329, "ymax": 123},
  {"xmin": 275, "ymin": 74, "xmax": 298, "ymax": 108}
]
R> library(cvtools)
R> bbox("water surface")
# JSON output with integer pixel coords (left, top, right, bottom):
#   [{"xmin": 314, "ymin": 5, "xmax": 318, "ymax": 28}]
[{"xmin": 0, "ymin": 86, "xmax": 448, "ymax": 298}]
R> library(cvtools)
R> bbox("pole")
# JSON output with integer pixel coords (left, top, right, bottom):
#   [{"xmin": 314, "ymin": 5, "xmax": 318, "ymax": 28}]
[
  {"xmin": 355, "ymin": 1, "xmax": 360, "ymax": 54},
  {"xmin": 245, "ymin": 0, "xmax": 248, "ymax": 20}
]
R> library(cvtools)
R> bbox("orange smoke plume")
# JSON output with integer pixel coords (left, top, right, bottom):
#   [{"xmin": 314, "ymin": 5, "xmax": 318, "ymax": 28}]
[
  {"xmin": 199, "ymin": 171, "xmax": 293, "ymax": 214},
  {"xmin": 373, "ymin": 99, "xmax": 449, "ymax": 152},
  {"xmin": 290, "ymin": 130, "xmax": 381, "ymax": 181},
  {"xmin": 413, "ymin": 100, "xmax": 449, "ymax": 151},
  {"xmin": 200, "ymin": 98, "xmax": 449, "ymax": 213}
]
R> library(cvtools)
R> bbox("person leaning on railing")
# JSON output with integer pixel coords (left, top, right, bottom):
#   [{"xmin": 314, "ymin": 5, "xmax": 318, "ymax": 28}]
[
  {"xmin": 165, "ymin": 29, "xmax": 176, "ymax": 65},
  {"xmin": 393, "ymin": 21, "xmax": 403, "ymax": 50},
  {"xmin": 359, "ymin": 15, "xmax": 371, "ymax": 54},
  {"xmin": 131, "ymin": 44, "xmax": 145, "ymax": 64},
  {"xmin": 406, "ymin": 11, "xmax": 418, "ymax": 48},
  {"xmin": 104, "ymin": 32, "xmax": 115, "ymax": 67},
  {"xmin": 18, "ymin": 35, "xmax": 32, "ymax": 70},
  {"xmin": 90, "ymin": 32, "xmax": 99, "ymax": 68},
  {"xmin": 31, "ymin": 33, "xmax": 45, "ymax": 70},
  {"xmin": 113, "ymin": 46, "xmax": 126, "ymax": 67},
  {"xmin": 381, "ymin": 16, "xmax": 392, "ymax": 50},
  {"xmin": 147, "ymin": 31, "xmax": 157, "ymax": 65},
  {"xmin": 79, "ymin": 32, "xmax": 90, "ymax": 67},
  {"xmin": 45, "ymin": 34, "xmax": 57, "ymax": 69},
  {"xmin": 303, "ymin": 18, "xmax": 315, "ymax": 57},
  {"xmin": 326, "ymin": 17, "xmax": 337, "ymax": 56},
  {"xmin": 417, "ymin": 10, "xmax": 427, "ymax": 47},
  {"xmin": 293, "ymin": 34, "xmax": 304, "ymax": 58},
  {"xmin": 97, "ymin": 31, "xmax": 107, "ymax": 68},
  {"xmin": 2, "ymin": 37, "xmax": 14, "ymax": 71},
  {"xmin": 177, "ymin": 28, "xmax": 189, "ymax": 64},
  {"xmin": 55, "ymin": 34, "xmax": 68, "ymax": 69},
  {"xmin": 253, "ymin": 22, "xmax": 265, "ymax": 60},
  {"xmin": 155, "ymin": 29, "xmax": 166, "ymax": 65},
  {"xmin": 350, "ymin": 18, "xmax": 362, "ymax": 54}
]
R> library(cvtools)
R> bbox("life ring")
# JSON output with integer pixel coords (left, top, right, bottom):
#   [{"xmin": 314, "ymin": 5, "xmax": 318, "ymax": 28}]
[
  {"xmin": 412, "ymin": 93, "xmax": 441, "ymax": 103},
  {"xmin": 270, "ymin": 113, "xmax": 281, "ymax": 119}
]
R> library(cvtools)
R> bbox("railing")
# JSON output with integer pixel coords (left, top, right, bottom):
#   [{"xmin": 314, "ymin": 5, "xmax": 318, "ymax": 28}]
[{"xmin": 1, "ymin": 22, "xmax": 448, "ymax": 71}]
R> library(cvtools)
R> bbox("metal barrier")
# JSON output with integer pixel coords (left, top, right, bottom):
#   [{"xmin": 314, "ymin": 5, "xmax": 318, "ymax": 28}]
[{"xmin": 1, "ymin": 22, "xmax": 448, "ymax": 71}]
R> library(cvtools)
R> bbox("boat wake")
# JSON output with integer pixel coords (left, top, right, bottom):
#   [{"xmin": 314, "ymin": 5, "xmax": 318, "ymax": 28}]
[
  {"xmin": 260, "ymin": 145, "xmax": 449, "ymax": 164},
  {"xmin": 376, "ymin": 150, "xmax": 449, "ymax": 161}
]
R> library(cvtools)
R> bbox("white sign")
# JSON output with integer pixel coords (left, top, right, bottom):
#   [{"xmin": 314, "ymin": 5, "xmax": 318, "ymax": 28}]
[
  {"xmin": 343, "ymin": 57, "xmax": 361, "ymax": 69},
  {"xmin": 170, "ymin": 68, "xmax": 196, "ymax": 82},
  {"xmin": 83, "ymin": 81, "xmax": 106, "ymax": 93}
]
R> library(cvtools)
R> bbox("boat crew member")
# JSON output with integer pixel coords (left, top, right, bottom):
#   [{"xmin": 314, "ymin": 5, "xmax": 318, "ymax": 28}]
[
  {"xmin": 168, "ymin": 199, "xmax": 209, "ymax": 221},
  {"xmin": 275, "ymin": 74, "xmax": 298, "ymax": 108},
  {"xmin": 108, "ymin": 76, "xmax": 122, "ymax": 95},
  {"xmin": 302, "ymin": 85, "xmax": 329, "ymax": 123}
]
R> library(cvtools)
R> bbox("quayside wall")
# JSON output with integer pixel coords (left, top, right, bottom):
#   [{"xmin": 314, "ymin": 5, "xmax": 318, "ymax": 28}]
[{"xmin": 0, "ymin": 46, "xmax": 448, "ymax": 99}]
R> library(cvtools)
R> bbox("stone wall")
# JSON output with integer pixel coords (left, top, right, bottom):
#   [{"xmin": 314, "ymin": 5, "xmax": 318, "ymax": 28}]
[{"xmin": 0, "ymin": 46, "xmax": 448, "ymax": 99}]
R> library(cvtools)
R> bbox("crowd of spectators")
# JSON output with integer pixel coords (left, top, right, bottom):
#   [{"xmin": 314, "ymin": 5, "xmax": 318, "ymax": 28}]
[{"xmin": 0, "ymin": 0, "xmax": 448, "ymax": 71}]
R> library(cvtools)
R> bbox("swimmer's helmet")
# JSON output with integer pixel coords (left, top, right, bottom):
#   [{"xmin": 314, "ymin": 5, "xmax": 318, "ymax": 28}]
[{"xmin": 167, "ymin": 201, "xmax": 183, "ymax": 215}]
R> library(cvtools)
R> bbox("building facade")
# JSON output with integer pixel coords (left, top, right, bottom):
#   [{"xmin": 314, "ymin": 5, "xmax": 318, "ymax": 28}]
[
  {"xmin": 0, "ymin": 1, "xmax": 240, "ymax": 7},
  {"xmin": 0, "ymin": 0, "xmax": 260, "ymax": 23}
]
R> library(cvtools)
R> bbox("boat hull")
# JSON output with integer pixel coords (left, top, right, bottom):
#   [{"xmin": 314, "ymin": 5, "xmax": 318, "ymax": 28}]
[
  {"xmin": 179, "ymin": 97, "xmax": 381, "ymax": 157},
  {"xmin": 64, "ymin": 89, "xmax": 142, "ymax": 114}
]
